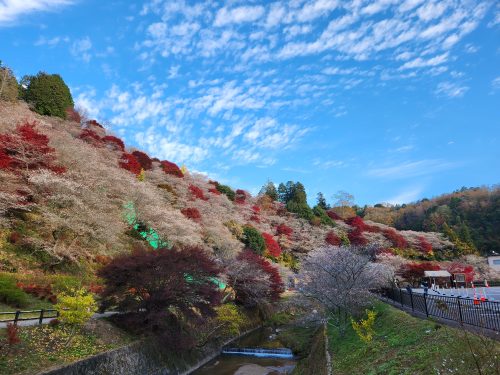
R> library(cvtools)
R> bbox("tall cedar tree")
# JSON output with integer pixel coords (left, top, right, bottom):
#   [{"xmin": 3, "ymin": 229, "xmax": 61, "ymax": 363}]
[
  {"xmin": 0, "ymin": 121, "xmax": 65, "ymax": 174},
  {"xmin": 22, "ymin": 72, "xmax": 74, "ymax": 119},
  {"xmin": 99, "ymin": 246, "xmax": 222, "ymax": 350}
]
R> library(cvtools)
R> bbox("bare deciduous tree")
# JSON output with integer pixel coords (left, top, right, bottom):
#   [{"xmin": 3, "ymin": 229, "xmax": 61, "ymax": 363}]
[{"xmin": 299, "ymin": 245, "xmax": 391, "ymax": 334}]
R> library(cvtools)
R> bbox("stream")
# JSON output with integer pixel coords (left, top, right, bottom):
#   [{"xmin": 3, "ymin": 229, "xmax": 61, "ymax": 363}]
[{"xmin": 192, "ymin": 327, "xmax": 297, "ymax": 375}]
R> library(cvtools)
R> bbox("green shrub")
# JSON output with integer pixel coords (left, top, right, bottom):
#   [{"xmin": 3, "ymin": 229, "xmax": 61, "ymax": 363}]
[
  {"xmin": 0, "ymin": 62, "xmax": 18, "ymax": 101},
  {"xmin": 242, "ymin": 225, "xmax": 266, "ymax": 255},
  {"xmin": 286, "ymin": 201, "xmax": 314, "ymax": 221},
  {"xmin": 0, "ymin": 274, "xmax": 29, "ymax": 308},
  {"xmin": 312, "ymin": 206, "xmax": 335, "ymax": 226},
  {"xmin": 49, "ymin": 275, "xmax": 82, "ymax": 294},
  {"xmin": 22, "ymin": 72, "xmax": 74, "ymax": 118},
  {"xmin": 216, "ymin": 183, "xmax": 235, "ymax": 201}
]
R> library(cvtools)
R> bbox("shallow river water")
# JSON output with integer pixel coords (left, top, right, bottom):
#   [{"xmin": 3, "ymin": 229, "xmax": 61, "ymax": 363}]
[{"xmin": 192, "ymin": 327, "xmax": 296, "ymax": 375}]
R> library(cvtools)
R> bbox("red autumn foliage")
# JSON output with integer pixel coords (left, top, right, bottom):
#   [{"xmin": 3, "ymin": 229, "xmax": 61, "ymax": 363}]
[
  {"xmin": 208, "ymin": 187, "xmax": 221, "ymax": 195},
  {"xmin": 161, "ymin": 160, "xmax": 183, "ymax": 177},
  {"xmin": 326, "ymin": 210, "xmax": 342, "ymax": 220},
  {"xmin": 276, "ymin": 224, "xmax": 293, "ymax": 238},
  {"xmin": 446, "ymin": 263, "xmax": 475, "ymax": 282},
  {"xmin": 86, "ymin": 119, "xmax": 104, "ymax": 128},
  {"xmin": 79, "ymin": 128, "xmax": 103, "ymax": 146},
  {"xmin": 88, "ymin": 283, "xmax": 104, "ymax": 295},
  {"xmin": 181, "ymin": 207, "xmax": 201, "ymax": 221},
  {"xmin": 99, "ymin": 245, "xmax": 222, "ymax": 351},
  {"xmin": 65, "ymin": 107, "xmax": 82, "ymax": 123},
  {"xmin": 383, "ymin": 228, "xmax": 408, "ymax": 248},
  {"xmin": 132, "ymin": 151, "xmax": 153, "ymax": 170},
  {"xmin": 252, "ymin": 205, "xmax": 261, "ymax": 213},
  {"xmin": 230, "ymin": 251, "xmax": 285, "ymax": 306},
  {"xmin": 234, "ymin": 189, "xmax": 247, "ymax": 204},
  {"xmin": 325, "ymin": 231, "xmax": 341, "ymax": 246},
  {"xmin": 346, "ymin": 216, "xmax": 368, "ymax": 231},
  {"xmin": 17, "ymin": 282, "xmax": 56, "ymax": 302},
  {"xmin": 119, "ymin": 153, "xmax": 142, "ymax": 175},
  {"xmin": 250, "ymin": 214, "xmax": 261, "ymax": 223},
  {"xmin": 417, "ymin": 236, "xmax": 433, "ymax": 254},
  {"xmin": 0, "ymin": 122, "xmax": 65, "ymax": 174},
  {"xmin": 189, "ymin": 184, "xmax": 208, "ymax": 201},
  {"xmin": 6, "ymin": 323, "xmax": 20, "ymax": 346},
  {"xmin": 8, "ymin": 231, "xmax": 21, "ymax": 244},
  {"xmin": 262, "ymin": 233, "xmax": 282, "ymax": 257},
  {"xmin": 398, "ymin": 262, "xmax": 441, "ymax": 285},
  {"xmin": 102, "ymin": 135, "xmax": 125, "ymax": 151},
  {"xmin": 348, "ymin": 228, "xmax": 368, "ymax": 246}
]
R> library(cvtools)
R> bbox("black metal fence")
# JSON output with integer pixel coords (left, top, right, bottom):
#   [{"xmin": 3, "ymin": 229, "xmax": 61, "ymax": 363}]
[
  {"xmin": 0, "ymin": 309, "xmax": 59, "ymax": 325},
  {"xmin": 381, "ymin": 288, "xmax": 500, "ymax": 332}
]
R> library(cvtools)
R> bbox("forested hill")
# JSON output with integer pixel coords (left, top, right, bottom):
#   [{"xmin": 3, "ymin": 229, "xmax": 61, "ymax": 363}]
[{"xmin": 361, "ymin": 187, "xmax": 500, "ymax": 255}]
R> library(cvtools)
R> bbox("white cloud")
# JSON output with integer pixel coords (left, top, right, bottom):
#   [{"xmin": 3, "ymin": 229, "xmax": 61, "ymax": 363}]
[
  {"xmin": 70, "ymin": 36, "xmax": 92, "ymax": 62},
  {"xmin": 214, "ymin": 6, "xmax": 265, "ymax": 27},
  {"xmin": 491, "ymin": 76, "xmax": 500, "ymax": 90},
  {"xmin": 399, "ymin": 52, "xmax": 449, "ymax": 70},
  {"xmin": 34, "ymin": 35, "xmax": 69, "ymax": 46},
  {"xmin": 435, "ymin": 81, "xmax": 469, "ymax": 98},
  {"xmin": 0, "ymin": 0, "xmax": 73, "ymax": 26}
]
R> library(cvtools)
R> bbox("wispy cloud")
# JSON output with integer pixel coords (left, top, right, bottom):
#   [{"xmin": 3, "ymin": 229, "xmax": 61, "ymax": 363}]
[
  {"xmin": 0, "ymin": 0, "xmax": 73, "ymax": 26},
  {"xmin": 367, "ymin": 159, "xmax": 457, "ymax": 179},
  {"xmin": 435, "ymin": 81, "xmax": 469, "ymax": 98},
  {"xmin": 386, "ymin": 186, "xmax": 425, "ymax": 204},
  {"xmin": 70, "ymin": 36, "xmax": 92, "ymax": 62}
]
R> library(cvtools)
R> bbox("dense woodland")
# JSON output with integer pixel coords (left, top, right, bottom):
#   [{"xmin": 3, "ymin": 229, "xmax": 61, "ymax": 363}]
[{"xmin": 360, "ymin": 187, "xmax": 500, "ymax": 255}]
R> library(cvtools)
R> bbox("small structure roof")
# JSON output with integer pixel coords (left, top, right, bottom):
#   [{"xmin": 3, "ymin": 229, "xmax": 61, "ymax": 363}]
[{"xmin": 424, "ymin": 270, "xmax": 451, "ymax": 277}]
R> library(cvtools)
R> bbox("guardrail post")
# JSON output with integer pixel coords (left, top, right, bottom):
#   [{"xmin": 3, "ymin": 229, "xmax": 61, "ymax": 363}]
[
  {"xmin": 423, "ymin": 294, "xmax": 429, "ymax": 317},
  {"xmin": 14, "ymin": 310, "xmax": 20, "ymax": 325},
  {"xmin": 39, "ymin": 309, "xmax": 44, "ymax": 325},
  {"xmin": 457, "ymin": 298, "xmax": 463, "ymax": 324},
  {"xmin": 410, "ymin": 292, "xmax": 414, "ymax": 312}
]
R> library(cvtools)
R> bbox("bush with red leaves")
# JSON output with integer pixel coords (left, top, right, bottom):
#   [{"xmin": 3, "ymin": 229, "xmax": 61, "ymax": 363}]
[
  {"xmin": 132, "ymin": 151, "xmax": 153, "ymax": 170},
  {"xmin": 250, "ymin": 214, "xmax": 260, "ymax": 223},
  {"xmin": 103, "ymin": 135, "xmax": 125, "ymax": 151},
  {"xmin": 181, "ymin": 207, "xmax": 201, "ymax": 221},
  {"xmin": 228, "ymin": 251, "xmax": 284, "ymax": 306},
  {"xmin": 252, "ymin": 205, "xmax": 261, "ymax": 213},
  {"xmin": 0, "ymin": 121, "xmax": 65, "ymax": 174},
  {"xmin": 326, "ymin": 210, "xmax": 342, "ymax": 220},
  {"xmin": 189, "ymin": 184, "xmax": 208, "ymax": 201},
  {"xmin": 398, "ymin": 262, "xmax": 440, "ymax": 286},
  {"xmin": 417, "ymin": 236, "xmax": 433, "ymax": 254},
  {"xmin": 16, "ymin": 283, "xmax": 56, "ymax": 302},
  {"xmin": 262, "ymin": 233, "xmax": 282, "ymax": 257},
  {"xmin": 234, "ymin": 189, "xmax": 247, "ymax": 204},
  {"xmin": 119, "ymin": 153, "xmax": 142, "ymax": 175},
  {"xmin": 383, "ymin": 228, "xmax": 408, "ymax": 248},
  {"xmin": 79, "ymin": 128, "xmax": 103, "ymax": 146},
  {"xmin": 208, "ymin": 187, "xmax": 221, "ymax": 195},
  {"xmin": 276, "ymin": 224, "xmax": 293, "ymax": 238},
  {"xmin": 65, "ymin": 107, "xmax": 82, "ymax": 123},
  {"xmin": 346, "ymin": 216, "xmax": 368, "ymax": 231},
  {"xmin": 446, "ymin": 263, "xmax": 474, "ymax": 282},
  {"xmin": 99, "ymin": 245, "xmax": 222, "ymax": 351},
  {"xmin": 348, "ymin": 228, "xmax": 368, "ymax": 246},
  {"xmin": 86, "ymin": 119, "xmax": 104, "ymax": 128},
  {"xmin": 325, "ymin": 231, "xmax": 341, "ymax": 246},
  {"xmin": 161, "ymin": 160, "xmax": 184, "ymax": 177},
  {"xmin": 88, "ymin": 283, "xmax": 104, "ymax": 296},
  {"xmin": 6, "ymin": 323, "xmax": 20, "ymax": 346}
]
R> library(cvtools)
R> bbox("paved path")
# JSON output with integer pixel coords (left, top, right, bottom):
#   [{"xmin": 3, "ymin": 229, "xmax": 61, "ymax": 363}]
[{"xmin": 0, "ymin": 311, "xmax": 118, "ymax": 328}]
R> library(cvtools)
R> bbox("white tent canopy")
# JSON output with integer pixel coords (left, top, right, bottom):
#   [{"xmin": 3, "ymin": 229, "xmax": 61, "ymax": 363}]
[{"xmin": 424, "ymin": 270, "xmax": 451, "ymax": 278}]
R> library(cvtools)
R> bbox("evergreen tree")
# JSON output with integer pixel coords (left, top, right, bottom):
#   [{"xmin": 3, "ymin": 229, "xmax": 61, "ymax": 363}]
[
  {"xmin": 0, "ymin": 62, "xmax": 18, "ymax": 101},
  {"xmin": 259, "ymin": 180, "xmax": 278, "ymax": 201},
  {"xmin": 316, "ymin": 192, "xmax": 329, "ymax": 210},
  {"xmin": 22, "ymin": 72, "xmax": 74, "ymax": 119}
]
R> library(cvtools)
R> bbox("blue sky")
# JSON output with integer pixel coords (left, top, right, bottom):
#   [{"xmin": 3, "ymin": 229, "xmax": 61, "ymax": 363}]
[{"xmin": 1, "ymin": 0, "xmax": 499, "ymax": 206}]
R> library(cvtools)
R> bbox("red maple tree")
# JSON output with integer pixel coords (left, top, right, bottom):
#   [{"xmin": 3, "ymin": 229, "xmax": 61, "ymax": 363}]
[
  {"xmin": 161, "ymin": 160, "xmax": 183, "ymax": 177},
  {"xmin": 119, "ymin": 153, "xmax": 142, "ymax": 175},
  {"xmin": 325, "ymin": 231, "xmax": 341, "ymax": 246},
  {"xmin": 262, "ymin": 233, "xmax": 282, "ymax": 257},
  {"xmin": 132, "ymin": 150, "xmax": 153, "ymax": 170}
]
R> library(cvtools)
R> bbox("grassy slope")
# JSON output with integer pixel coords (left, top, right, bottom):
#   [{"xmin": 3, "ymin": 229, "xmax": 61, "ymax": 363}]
[{"xmin": 329, "ymin": 302, "xmax": 500, "ymax": 375}]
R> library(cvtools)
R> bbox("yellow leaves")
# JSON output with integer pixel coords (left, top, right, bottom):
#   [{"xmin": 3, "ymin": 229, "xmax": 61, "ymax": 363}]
[
  {"xmin": 216, "ymin": 303, "xmax": 245, "ymax": 336},
  {"xmin": 137, "ymin": 168, "xmax": 145, "ymax": 182},
  {"xmin": 180, "ymin": 164, "xmax": 188, "ymax": 175},
  {"xmin": 55, "ymin": 288, "xmax": 97, "ymax": 327},
  {"xmin": 351, "ymin": 309, "xmax": 377, "ymax": 344}
]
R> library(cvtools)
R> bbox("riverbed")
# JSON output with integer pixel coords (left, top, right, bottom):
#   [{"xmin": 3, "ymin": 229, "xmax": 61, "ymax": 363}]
[{"xmin": 192, "ymin": 327, "xmax": 297, "ymax": 375}]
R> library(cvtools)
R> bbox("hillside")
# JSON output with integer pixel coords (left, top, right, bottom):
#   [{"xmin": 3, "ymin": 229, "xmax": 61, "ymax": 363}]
[
  {"xmin": 0, "ymin": 101, "xmax": 464, "ymax": 281},
  {"xmin": 361, "ymin": 187, "xmax": 500, "ymax": 255}
]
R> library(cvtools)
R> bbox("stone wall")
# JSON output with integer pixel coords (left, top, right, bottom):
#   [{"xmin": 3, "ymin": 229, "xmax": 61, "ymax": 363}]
[{"xmin": 38, "ymin": 327, "xmax": 260, "ymax": 375}]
